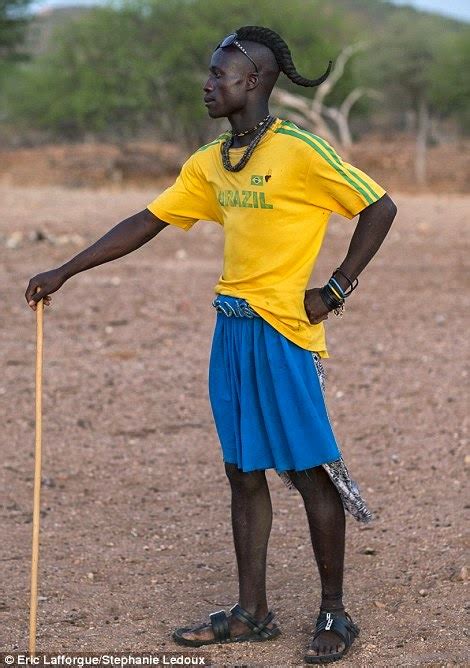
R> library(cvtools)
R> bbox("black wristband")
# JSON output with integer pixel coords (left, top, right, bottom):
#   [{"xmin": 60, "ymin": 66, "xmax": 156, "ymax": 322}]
[{"xmin": 319, "ymin": 284, "xmax": 342, "ymax": 311}]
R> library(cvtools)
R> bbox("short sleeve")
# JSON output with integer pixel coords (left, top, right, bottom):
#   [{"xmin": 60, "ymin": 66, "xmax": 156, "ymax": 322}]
[
  {"xmin": 306, "ymin": 139, "xmax": 386, "ymax": 219},
  {"xmin": 147, "ymin": 153, "xmax": 218, "ymax": 231}
]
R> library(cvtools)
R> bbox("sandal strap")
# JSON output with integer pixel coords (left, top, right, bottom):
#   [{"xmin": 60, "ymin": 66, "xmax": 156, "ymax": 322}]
[
  {"xmin": 230, "ymin": 604, "xmax": 275, "ymax": 638},
  {"xmin": 209, "ymin": 609, "xmax": 230, "ymax": 641},
  {"xmin": 313, "ymin": 611, "xmax": 359, "ymax": 647}
]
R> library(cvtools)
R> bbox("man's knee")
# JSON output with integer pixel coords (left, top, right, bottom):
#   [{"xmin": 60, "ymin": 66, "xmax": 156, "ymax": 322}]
[
  {"xmin": 225, "ymin": 463, "xmax": 266, "ymax": 494},
  {"xmin": 287, "ymin": 465, "xmax": 330, "ymax": 496}
]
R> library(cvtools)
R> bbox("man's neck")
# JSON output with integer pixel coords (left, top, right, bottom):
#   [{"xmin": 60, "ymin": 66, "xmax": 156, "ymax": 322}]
[{"xmin": 228, "ymin": 106, "xmax": 271, "ymax": 148}]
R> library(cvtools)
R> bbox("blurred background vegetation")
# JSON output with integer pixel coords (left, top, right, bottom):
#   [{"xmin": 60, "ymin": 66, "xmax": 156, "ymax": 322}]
[{"xmin": 0, "ymin": 0, "xmax": 469, "ymax": 188}]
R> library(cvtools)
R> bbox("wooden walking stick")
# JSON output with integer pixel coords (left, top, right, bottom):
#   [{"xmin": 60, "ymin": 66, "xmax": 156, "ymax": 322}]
[{"xmin": 29, "ymin": 296, "xmax": 44, "ymax": 655}]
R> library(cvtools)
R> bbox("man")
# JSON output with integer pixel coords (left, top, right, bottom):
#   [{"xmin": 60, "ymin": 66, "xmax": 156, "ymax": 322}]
[{"xmin": 26, "ymin": 26, "xmax": 397, "ymax": 664}]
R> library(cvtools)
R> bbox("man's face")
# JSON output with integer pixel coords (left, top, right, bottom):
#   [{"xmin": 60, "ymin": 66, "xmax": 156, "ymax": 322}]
[{"xmin": 203, "ymin": 48, "xmax": 254, "ymax": 118}]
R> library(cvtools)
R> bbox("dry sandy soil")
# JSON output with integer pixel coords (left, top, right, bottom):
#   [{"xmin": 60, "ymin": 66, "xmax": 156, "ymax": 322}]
[
  {"xmin": 0, "ymin": 186, "xmax": 468, "ymax": 667},
  {"xmin": 0, "ymin": 137, "xmax": 468, "ymax": 193}
]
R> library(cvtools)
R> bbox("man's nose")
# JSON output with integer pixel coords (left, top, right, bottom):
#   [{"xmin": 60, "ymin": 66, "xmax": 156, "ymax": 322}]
[{"xmin": 203, "ymin": 78, "xmax": 214, "ymax": 92}]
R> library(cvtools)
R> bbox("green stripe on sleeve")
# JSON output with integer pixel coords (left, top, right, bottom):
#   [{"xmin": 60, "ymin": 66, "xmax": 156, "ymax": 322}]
[
  {"xmin": 285, "ymin": 124, "xmax": 342, "ymax": 167},
  {"xmin": 344, "ymin": 166, "xmax": 381, "ymax": 200},
  {"xmin": 282, "ymin": 122, "xmax": 380, "ymax": 201},
  {"xmin": 275, "ymin": 127, "xmax": 375, "ymax": 204}
]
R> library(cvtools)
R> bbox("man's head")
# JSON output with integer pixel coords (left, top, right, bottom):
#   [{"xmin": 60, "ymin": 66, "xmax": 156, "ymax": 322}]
[{"xmin": 203, "ymin": 26, "xmax": 331, "ymax": 119}]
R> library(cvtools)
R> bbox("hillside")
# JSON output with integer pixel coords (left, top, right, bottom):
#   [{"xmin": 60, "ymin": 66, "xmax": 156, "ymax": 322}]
[
  {"xmin": 26, "ymin": 0, "xmax": 465, "ymax": 57},
  {"xmin": 26, "ymin": 5, "xmax": 91, "ymax": 55}
]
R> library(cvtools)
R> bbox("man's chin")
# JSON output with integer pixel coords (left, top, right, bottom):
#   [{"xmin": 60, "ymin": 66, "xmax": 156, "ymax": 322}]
[{"xmin": 206, "ymin": 106, "xmax": 225, "ymax": 119}]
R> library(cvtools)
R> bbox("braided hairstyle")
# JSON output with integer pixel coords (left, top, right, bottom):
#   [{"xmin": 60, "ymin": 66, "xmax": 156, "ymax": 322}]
[{"xmin": 236, "ymin": 25, "xmax": 331, "ymax": 87}]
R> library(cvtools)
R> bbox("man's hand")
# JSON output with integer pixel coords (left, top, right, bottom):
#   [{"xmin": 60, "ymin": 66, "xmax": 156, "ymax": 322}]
[
  {"xmin": 305, "ymin": 194, "xmax": 397, "ymax": 324},
  {"xmin": 304, "ymin": 288, "xmax": 330, "ymax": 324},
  {"xmin": 25, "ymin": 268, "xmax": 67, "ymax": 310}
]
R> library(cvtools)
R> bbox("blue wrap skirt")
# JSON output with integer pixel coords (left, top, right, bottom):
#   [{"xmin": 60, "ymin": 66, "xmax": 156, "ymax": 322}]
[{"xmin": 208, "ymin": 295, "xmax": 372, "ymax": 523}]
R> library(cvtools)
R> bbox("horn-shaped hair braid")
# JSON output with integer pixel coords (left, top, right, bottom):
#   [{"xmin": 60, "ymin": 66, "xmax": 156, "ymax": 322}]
[{"xmin": 235, "ymin": 25, "xmax": 331, "ymax": 87}]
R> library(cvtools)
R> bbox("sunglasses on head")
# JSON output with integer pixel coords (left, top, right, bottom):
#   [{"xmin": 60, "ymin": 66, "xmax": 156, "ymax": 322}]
[{"xmin": 216, "ymin": 32, "xmax": 259, "ymax": 73}]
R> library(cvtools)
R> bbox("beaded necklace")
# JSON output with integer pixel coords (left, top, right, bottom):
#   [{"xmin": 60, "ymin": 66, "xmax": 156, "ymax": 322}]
[
  {"xmin": 221, "ymin": 115, "xmax": 275, "ymax": 172},
  {"xmin": 232, "ymin": 113, "xmax": 271, "ymax": 137}
]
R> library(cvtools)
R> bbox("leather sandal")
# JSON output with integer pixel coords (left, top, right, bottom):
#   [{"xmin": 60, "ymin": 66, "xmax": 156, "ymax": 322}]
[
  {"xmin": 304, "ymin": 610, "xmax": 359, "ymax": 664},
  {"xmin": 172, "ymin": 603, "xmax": 281, "ymax": 647}
]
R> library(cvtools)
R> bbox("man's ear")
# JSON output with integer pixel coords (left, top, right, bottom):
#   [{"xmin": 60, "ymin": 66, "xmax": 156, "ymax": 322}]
[{"xmin": 246, "ymin": 72, "xmax": 260, "ymax": 90}]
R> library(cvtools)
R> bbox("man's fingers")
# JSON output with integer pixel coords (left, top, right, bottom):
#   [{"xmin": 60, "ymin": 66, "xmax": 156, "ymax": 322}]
[
  {"xmin": 26, "ymin": 288, "xmax": 52, "ymax": 310},
  {"xmin": 25, "ymin": 283, "xmax": 36, "ymax": 304},
  {"xmin": 28, "ymin": 289, "xmax": 47, "ymax": 308},
  {"xmin": 25, "ymin": 281, "xmax": 42, "ymax": 304}
]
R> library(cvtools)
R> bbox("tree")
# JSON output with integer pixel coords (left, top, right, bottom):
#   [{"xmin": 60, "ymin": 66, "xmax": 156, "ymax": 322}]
[
  {"xmin": 6, "ymin": 0, "xmax": 468, "ymax": 153},
  {"xmin": 0, "ymin": 0, "xmax": 31, "ymax": 63},
  {"xmin": 360, "ymin": 11, "xmax": 463, "ymax": 185},
  {"xmin": 3, "ymin": 0, "xmax": 348, "ymax": 144},
  {"xmin": 430, "ymin": 29, "xmax": 470, "ymax": 133},
  {"xmin": 271, "ymin": 42, "xmax": 381, "ymax": 154}
]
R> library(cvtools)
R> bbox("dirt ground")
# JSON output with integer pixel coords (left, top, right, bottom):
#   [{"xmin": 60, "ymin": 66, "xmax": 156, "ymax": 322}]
[
  {"xmin": 0, "ymin": 136, "xmax": 468, "ymax": 193},
  {"xmin": 0, "ymin": 185, "xmax": 468, "ymax": 667}
]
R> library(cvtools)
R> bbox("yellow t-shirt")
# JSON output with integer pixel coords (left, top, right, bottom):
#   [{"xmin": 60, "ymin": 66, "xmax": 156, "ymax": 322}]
[{"xmin": 147, "ymin": 118, "xmax": 385, "ymax": 356}]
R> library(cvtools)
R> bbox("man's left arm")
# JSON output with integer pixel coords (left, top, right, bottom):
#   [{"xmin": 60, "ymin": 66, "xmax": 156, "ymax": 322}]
[{"xmin": 305, "ymin": 193, "xmax": 397, "ymax": 324}]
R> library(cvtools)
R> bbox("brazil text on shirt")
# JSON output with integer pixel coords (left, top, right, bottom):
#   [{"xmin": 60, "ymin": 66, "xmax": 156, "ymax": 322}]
[
  {"xmin": 218, "ymin": 189, "xmax": 273, "ymax": 208},
  {"xmin": 147, "ymin": 118, "xmax": 386, "ymax": 355}
]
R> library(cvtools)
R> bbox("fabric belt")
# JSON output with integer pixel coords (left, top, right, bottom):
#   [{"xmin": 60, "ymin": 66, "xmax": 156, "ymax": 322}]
[{"xmin": 212, "ymin": 295, "xmax": 260, "ymax": 319}]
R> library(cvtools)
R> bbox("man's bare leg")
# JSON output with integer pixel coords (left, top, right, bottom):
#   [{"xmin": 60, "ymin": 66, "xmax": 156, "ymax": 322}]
[
  {"xmin": 287, "ymin": 465, "xmax": 348, "ymax": 659},
  {"xmin": 178, "ymin": 464, "xmax": 275, "ymax": 641}
]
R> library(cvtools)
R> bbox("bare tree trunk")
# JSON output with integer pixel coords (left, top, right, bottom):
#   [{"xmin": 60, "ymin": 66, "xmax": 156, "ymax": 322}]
[
  {"xmin": 415, "ymin": 95, "xmax": 429, "ymax": 186},
  {"xmin": 270, "ymin": 42, "xmax": 378, "ymax": 152},
  {"xmin": 270, "ymin": 87, "xmax": 336, "ymax": 145}
]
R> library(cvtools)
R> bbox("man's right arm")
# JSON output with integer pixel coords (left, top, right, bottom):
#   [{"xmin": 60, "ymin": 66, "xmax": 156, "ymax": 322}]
[{"xmin": 25, "ymin": 208, "xmax": 168, "ymax": 310}]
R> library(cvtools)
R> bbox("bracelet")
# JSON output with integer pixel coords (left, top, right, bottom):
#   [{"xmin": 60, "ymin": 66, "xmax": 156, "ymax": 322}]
[
  {"xmin": 318, "ymin": 269, "xmax": 359, "ymax": 319},
  {"xmin": 319, "ymin": 283, "xmax": 344, "ymax": 317},
  {"xmin": 319, "ymin": 286, "xmax": 338, "ymax": 310},
  {"xmin": 328, "ymin": 276, "xmax": 345, "ymax": 300},
  {"xmin": 333, "ymin": 268, "xmax": 358, "ymax": 296}
]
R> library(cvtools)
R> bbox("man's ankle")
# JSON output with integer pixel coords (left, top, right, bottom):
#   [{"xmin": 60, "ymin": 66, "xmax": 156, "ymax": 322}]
[
  {"xmin": 320, "ymin": 593, "xmax": 345, "ymax": 614},
  {"xmin": 237, "ymin": 602, "xmax": 269, "ymax": 619},
  {"xmin": 320, "ymin": 604, "xmax": 345, "ymax": 614}
]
